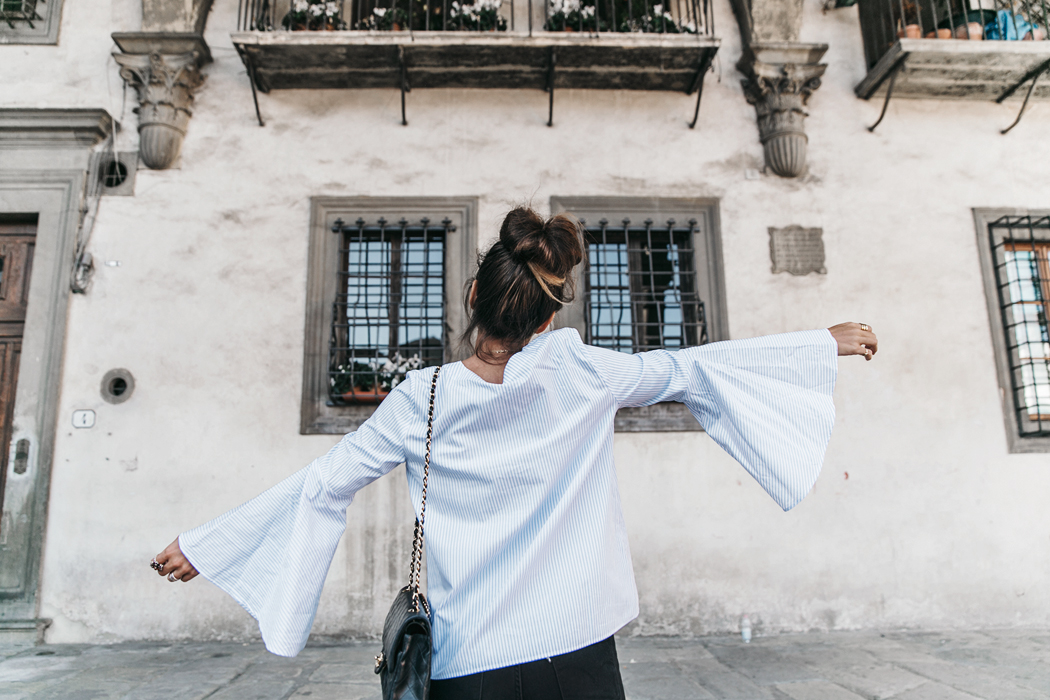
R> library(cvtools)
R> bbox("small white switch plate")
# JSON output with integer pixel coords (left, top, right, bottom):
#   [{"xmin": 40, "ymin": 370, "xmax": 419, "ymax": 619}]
[{"xmin": 72, "ymin": 410, "xmax": 96, "ymax": 429}]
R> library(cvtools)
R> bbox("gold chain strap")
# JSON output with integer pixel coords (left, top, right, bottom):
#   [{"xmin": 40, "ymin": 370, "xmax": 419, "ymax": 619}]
[{"xmin": 409, "ymin": 365, "xmax": 440, "ymax": 614}]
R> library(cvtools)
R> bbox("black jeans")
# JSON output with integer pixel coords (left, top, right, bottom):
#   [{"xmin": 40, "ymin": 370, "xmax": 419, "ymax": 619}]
[{"xmin": 430, "ymin": 636, "xmax": 626, "ymax": 700}]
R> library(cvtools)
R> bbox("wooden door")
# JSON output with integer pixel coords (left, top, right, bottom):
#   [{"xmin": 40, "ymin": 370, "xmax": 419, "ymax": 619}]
[{"xmin": 0, "ymin": 221, "xmax": 36, "ymax": 523}]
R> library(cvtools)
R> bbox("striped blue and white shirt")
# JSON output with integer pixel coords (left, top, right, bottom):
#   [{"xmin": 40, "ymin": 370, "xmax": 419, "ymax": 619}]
[{"xmin": 180, "ymin": 328, "xmax": 837, "ymax": 679}]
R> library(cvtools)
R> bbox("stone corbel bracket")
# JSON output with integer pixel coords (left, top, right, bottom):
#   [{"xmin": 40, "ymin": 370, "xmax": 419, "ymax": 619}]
[
  {"xmin": 112, "ymin": 34, "xmax": 211, "ymax": 170},
  {"xmin": 739, "ymin": 43, "xmax": 827, "ymax": 178}
]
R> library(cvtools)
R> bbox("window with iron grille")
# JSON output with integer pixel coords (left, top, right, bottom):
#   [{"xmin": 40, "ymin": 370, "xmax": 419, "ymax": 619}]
[
  {"xmin": 584, "ymin": 217, "xmax": 708, "ymax": 354},
  {"xmin": 302, "ymin": 197, "xmax": 477, "ymax": 434},
  {"xmin": 329, "ymin": 217, "xmax": 447, "ymax": 404},
  {"xmin": 552, "ymin": 197, "xmax": 726, "ymax": 431},
  {"xmin": 0, "ymin": 0, "xmax": 62, "ymax": 43},
  {"xmin": 976, "ymin": 209, "xmax": 1050, "ymax": 452}
]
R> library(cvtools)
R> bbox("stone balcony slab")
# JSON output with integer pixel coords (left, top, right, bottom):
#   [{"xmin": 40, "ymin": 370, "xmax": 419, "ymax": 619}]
[
  {"xmin": 856, "ymin": 38, "xmax": 1050, "ymax": 101},
  {"xmin": 230, "ymin": 31, "xmax": 720, "ymax": 93}
]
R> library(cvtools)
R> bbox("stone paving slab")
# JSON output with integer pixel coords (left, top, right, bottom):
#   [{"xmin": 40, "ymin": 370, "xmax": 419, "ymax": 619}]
[{"xmin": 0, "ymin": 630, "xmax": 1046, "ymax": 699}]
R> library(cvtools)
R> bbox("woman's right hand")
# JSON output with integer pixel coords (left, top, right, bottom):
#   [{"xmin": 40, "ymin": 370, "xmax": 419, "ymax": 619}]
[
  {"xmin": 828, "ymin": 322, "xmax": 878, "ymax": 361},
  {"xmin": 152, "ymin": 538, "xmax": 199, "ymax": 582}
]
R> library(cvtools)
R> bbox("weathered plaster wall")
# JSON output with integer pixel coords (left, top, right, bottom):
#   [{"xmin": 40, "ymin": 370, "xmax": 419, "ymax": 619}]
[{"xmin": 2, "ymin": 0, "xmax": 1049, "ymax": 645}]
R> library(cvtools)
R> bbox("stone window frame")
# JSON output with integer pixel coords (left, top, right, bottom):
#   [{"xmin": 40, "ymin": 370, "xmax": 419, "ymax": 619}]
[
  {"xmin": 301, "ymin": 197, "xmax": 478, "ymax": 435},
  {"xmin": 550, "ymin": 196, "xmax": 727, "ymax": 432},
  {"xmin": 0, "ymin": 0, "xmax": 65, "ymax": 44},
  {"xmin": 975, "ymin": 207, "xmax": 1050, "ymax": 453}
]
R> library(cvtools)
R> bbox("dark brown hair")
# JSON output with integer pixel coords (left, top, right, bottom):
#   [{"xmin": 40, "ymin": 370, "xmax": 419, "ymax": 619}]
[{"xmin": 463, "ymin": 207, "xmax": 584, "ymax": 361}]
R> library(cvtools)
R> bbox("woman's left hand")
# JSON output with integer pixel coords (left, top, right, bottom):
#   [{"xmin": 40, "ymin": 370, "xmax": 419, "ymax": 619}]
[
  {"xmin": 828, "ymin": 322, "xmax": 878, "ymax": 361},
  {"xmin": 152, "ymin": 538, "xmax": 199, "ymax": 582}
]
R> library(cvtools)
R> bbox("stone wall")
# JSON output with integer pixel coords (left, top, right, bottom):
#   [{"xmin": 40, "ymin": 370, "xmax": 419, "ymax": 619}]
[{"xmin": 2, "ymin": 0, "xmax": 1049, "ymax": 645}]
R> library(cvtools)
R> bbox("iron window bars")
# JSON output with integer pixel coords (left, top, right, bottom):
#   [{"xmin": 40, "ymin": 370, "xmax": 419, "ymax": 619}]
[
  {"xmin": 238, "ymin": 0, "xmax": 712, "ymax": 33},
  {"xmin": 329, "ymin": 217, "xmax": 448, "ymax": 404},
  {"xmin": 990, "ymin": 214, "xmax": 1050, "ymax": 436},
  {"xmin": 861, "ymin": 0, "xmax": 1048, "ymax": 70},
  {"xmin": 1, "ymin": 0, "xmax": 43, "ymax": 27},
  {"xmin": 583, "ymin": 217, "xmax": 707, "ymax": 354}
]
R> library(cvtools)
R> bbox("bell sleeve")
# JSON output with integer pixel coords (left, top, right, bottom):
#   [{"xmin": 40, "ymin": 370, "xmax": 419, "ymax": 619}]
[
  {"xmin": 177, "ymin": 372, "xmax": 421, "ymax": 657},
  {"xmin": 581, "ymin": 329, "xmax": 837, "ymax": 511}
]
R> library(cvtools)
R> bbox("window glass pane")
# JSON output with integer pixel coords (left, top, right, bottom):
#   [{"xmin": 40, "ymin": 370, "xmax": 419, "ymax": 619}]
[
  {"xmin": 345, "ymin": 238, "xmax": 391, "ymax": 351},
  {"xmin": 1020, "ymin": 362, "xmax": 1050, "ymax": 418},
  {"xmin": 1004, "ymin": 249, "xmax": 1040, "ymax": 302},
  {"xmin": 398, "ymin": 233, "xmax": 444, "ymax": 365},
  {"xmin": 588, "ymin": 240, "xmax": 633, "ymax": 353}
]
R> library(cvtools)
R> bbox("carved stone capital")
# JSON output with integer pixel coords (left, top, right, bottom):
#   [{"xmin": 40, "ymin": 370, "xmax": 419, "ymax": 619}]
[
  {"xmin": 113, "ymin": 49, "xmax": 206, "ymax": 170},
  {"xmin": 738, "ymin": 43, "xmax": 827, "ymax": 178}
]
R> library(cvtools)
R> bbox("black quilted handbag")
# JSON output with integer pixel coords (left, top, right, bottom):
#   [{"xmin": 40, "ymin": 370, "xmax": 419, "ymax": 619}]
[{"xmin": 374, "ymin": 366, "xmax": 440, "ymax": 700}]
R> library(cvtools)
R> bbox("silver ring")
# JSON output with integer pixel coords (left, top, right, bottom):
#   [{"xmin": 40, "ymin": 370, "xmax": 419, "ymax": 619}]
[{"xmin": 167, "ymin": 573, "xmax": 177, "ymax": 582}]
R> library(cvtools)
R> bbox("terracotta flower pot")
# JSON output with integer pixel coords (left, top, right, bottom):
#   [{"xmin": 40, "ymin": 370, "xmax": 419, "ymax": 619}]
[
  {"xmin": 955, "ymin": 22, "xmax": 983, "ymax": 39},
  {"xmin": 341, "ymin": 388, "xmax": 390, "ymax": 403},
  {"xmin": 899, "ymin": 23, "xmax": 922, "ymax": 38}
]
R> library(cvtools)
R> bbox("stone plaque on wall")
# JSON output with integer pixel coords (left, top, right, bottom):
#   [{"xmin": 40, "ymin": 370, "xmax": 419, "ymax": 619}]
[{"xmin": 769, "ymin": 226, "xmax": 826, "ymax": 275}]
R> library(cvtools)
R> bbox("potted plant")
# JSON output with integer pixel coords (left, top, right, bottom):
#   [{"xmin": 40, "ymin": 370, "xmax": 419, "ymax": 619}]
[
  {"xmin": 355, "ymin": 5, "xmax": 411, "ymax": 30},
  {"xmin": 330, "ymin": 353, "xmax": 424, "ymax": 403},
  {"xmin": 896, "ymin": 0, "xmax": 921, "ymax": 38},
  {"xmin": 449, "ymin": 0, "xmax": 508, "ymax": 30},
  {"xmin": 545, "ymin": 0, "xmax": 698, "ymax": 32},
  {"xmin": 283, "ymin": 0, "xmax": 347, "ymax": 30}
]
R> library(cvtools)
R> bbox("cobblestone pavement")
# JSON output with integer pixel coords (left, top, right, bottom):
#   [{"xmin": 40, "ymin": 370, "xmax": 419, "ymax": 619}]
[{"xmin": 0, "ymin": 629, "xmax": 1047, "ymax": 699}]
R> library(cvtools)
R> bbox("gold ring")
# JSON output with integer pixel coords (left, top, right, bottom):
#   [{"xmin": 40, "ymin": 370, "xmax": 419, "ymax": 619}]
[{"xmin": 859, "ymin": 323, "xmax": 871, "ymax": 332}]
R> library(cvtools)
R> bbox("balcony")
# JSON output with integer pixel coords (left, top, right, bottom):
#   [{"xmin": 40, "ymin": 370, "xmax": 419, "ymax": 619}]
[
  {"xmin": 231, "ymin": 0, "xmax": 719, "ymax": 123},
  {"xmin": 855, "ymin": 0, "xmax": 1050, "ymax": 101}
]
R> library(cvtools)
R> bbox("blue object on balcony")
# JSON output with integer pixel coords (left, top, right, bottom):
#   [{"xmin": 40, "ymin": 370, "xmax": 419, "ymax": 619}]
[{"xmin": 985, "ymin": 9, "xmax": 1037, "ymax": 40}]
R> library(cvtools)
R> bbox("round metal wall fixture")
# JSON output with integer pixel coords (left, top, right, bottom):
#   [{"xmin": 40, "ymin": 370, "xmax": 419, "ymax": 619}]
[
  {"xmin": 102, "ymin": 158, "xmax": 129, "ymax": 188},
  {"xmin": 101, "ymin": 369, "xmax": 135, "ymax": 404}
]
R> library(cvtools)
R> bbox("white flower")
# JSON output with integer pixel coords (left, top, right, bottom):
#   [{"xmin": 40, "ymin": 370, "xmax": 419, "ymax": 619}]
[
  {"xmin": 308, "ymin": 3, "xmax": 324, "ymax": 15},
  {"xmin": 550, "ymin": 0, "xmax": 580, "ymax": 14},
  {"xmin": 293, "ymin": 0, "xmax": 309, "ymax": 11},
  {"xmin": 653, "ymin": 4, "xmax": 662, "ymax": 12},
  {"xmin": 325, "ymin": 1, "xmax": 339, "ymax": 15},
  {"xmin": 373, "ymin": 6, "xmax": 387, "ymax": 16}
]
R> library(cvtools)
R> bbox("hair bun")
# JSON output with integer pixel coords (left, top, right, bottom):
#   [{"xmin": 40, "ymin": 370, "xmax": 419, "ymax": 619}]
[
  {"xmin": 463, "ymin": 207, "xmax": 585, "ymax": 356},
  {"xmin": 498, "ymin": 208, "xmax": 583, "ymax": 284}
]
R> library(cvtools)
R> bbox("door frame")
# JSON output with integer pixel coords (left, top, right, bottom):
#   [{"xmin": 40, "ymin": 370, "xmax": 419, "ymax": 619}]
[{"xmin": 0, "ymin": 109, "xmax": 112, "ymax": 644}]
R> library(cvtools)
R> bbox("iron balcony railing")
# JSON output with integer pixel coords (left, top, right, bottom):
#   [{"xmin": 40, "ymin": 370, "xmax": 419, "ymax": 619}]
[
  {"xmin": 238, "ymin": 0, "xmax": 713, "ymax": 35},
  {"xmin": 860, "ymin": 0, "xmax": 1048, "ymax": 70}
]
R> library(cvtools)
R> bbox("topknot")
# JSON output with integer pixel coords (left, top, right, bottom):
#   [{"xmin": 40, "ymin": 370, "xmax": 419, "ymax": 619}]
[
  {"xmin": 498, "ymin": 208, "xmax": 582, "ymax": 302},
  {"xmin": 462, "ymin": 206, "xmax": 585, "ymax": 360}
]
